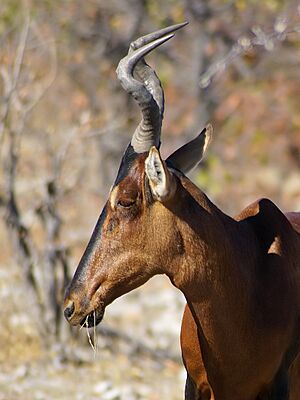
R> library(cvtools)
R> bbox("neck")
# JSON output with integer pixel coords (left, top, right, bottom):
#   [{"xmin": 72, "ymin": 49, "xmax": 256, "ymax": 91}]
[
  {"xmin": 162, "ymin": 177, "xmax": 262, "ymax": 392},
  {"xmin": 162, "ymin": 178, "xmax": 299, "ymax": 397},
  {"xmin": 165, "ymin": 176, "xmax": 258, "ymax": 321}
]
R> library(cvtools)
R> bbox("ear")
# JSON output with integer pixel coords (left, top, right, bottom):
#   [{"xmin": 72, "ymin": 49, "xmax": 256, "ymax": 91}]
[
  {"xmin": 166, "ymin": 124, "xmax": 212, "ymax": 174},
  {"xmin": 145, "ymin": 147, "xmax": 176, "ymax": 202}
]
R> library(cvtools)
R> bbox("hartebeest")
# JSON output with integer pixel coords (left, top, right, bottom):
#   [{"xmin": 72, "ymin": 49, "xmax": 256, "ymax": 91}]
[{"xmin": 64, "ymin": 23, "xmax": 300, "ymax": 400}]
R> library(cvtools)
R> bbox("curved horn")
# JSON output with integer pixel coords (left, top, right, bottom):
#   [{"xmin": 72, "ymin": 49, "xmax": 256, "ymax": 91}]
[
  {"xmin": 116, "ymin": 22, "xmax": 188, "ymax": 153},
  {"xmin": 129, "ymin": 22, "xmax": 188, "ymax": 121}
]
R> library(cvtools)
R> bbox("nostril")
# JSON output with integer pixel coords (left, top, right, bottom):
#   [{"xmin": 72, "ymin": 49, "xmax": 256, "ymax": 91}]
[{"xmin": 64, "ymin": 301, "xmax": 75, "ymax": 320}]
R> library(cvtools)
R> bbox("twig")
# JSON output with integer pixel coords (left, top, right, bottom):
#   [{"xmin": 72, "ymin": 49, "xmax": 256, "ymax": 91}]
[
  {"xmin": 23, "ymin": 20, "xmax": 58, "ymax": 116},
  {"xmin": 199, "ymin": 21, "xmax": 300, "ymax": 88},
  {"xmin": 0, "ymin": 11, "xmax": 66, "ymax": 343},
  {"xmin": 0, "ymin": 12, "xmax": 30, "ymax": 146}
]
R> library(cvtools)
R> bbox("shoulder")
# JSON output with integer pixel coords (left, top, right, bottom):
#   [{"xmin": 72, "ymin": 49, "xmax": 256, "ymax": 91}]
[
  {"xmin": 236, "ymin": 199, "xmax": 296, "ymax": 248},
  {"xmin": 235, "ymin": 198, "xmax": 283, "ymax": 222}
]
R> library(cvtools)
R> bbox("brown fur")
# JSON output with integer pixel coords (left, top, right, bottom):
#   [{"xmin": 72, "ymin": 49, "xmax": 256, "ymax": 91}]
[
  {"xmin": 181, "ymin": 210, "xmax": 300, "ymax": 400},
  {"xmin": 64, "ymin": 156, "xmax": 300, "ymax": 400}
]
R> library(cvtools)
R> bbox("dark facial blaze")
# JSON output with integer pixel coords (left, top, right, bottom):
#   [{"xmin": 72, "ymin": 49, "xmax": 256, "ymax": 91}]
[
  {"xmin": 63, "ymin": 152, "xmax": 150, "ymax": 328},
  {"xmin": 113, "ymin": 144, "xmax": 140, "ymax": 187}
]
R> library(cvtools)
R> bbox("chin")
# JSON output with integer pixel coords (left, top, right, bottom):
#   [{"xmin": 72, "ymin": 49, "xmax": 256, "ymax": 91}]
[{"xmin": 80, "ymin": 307, "xmax": 105, "ymax": 328}]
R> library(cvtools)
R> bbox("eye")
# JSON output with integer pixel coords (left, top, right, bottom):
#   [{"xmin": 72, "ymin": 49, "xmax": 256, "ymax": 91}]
[{"xmin": 117, "ymin": 198, "xmax": 136, "ymax": 208}]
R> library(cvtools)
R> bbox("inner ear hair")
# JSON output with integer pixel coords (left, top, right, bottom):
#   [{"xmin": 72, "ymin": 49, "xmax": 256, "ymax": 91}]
[
  {"xmin": 147, "ymin": 153, "xmax": 164, "ymax": 184},
  {"xmin": 145, "ymin": 147, "xmax": 176, "ymax": 202}
]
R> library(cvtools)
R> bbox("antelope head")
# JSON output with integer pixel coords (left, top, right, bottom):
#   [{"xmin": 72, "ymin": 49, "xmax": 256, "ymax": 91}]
[{"xmin": 64, "ymin": 22, "xmax": 212, "ymax": 327}]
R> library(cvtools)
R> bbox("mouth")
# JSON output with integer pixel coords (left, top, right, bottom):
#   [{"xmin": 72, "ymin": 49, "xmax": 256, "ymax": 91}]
[{"xmin": 79, "ymin": 307, "xmax": 105, "ymax": 328}]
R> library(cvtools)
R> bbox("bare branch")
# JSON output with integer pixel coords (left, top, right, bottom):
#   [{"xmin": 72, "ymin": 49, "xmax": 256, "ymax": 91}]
[
  {"xmin": 22, "ymin": 20, "xmax": 58, "ymax": 116},
  {"xmin": 0, "ymin": 13, "xmax": 30, "ymax": 145},
  {"xmin": 5, "ymin": 180, "xmax": 47, "ymax": 339},
  {"xmin": 12, "ymin": 12, "xmax": 30, "ymax": 93},
  {"xmin": 0, "ymin": 11, "xmax": 67, "ymax": 343},
  {"xmin": 199, "ymin": 19, "xmax": 300, "ymax": 89}
]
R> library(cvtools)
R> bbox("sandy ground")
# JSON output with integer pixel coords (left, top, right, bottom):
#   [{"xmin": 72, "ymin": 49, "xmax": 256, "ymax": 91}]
[{"xmin": 0, "ymin": 256, "xmax": 187, "ymax": 400}]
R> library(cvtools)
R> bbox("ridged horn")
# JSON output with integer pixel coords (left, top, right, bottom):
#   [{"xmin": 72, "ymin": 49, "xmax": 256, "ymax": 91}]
[{"xmin": 116, "ymin": 22, "xmax": 188, "ymax": 153}]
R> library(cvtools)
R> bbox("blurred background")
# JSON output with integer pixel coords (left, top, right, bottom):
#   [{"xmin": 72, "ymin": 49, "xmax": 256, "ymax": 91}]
[{"xmin": 0, "ymin": 0, "xmax": 299, "ymax": 399}]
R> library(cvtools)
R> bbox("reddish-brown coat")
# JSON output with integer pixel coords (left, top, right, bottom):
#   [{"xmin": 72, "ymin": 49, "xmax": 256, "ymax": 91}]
[
  {"xmin": 180, "ymin": 210, "xmax": 300, "ymax": 400},
  {"xmin": 64, "ymin": 157, "xmax": 300, "ymax": 400}
]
